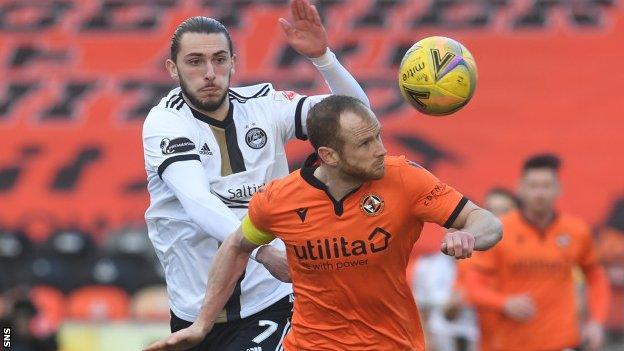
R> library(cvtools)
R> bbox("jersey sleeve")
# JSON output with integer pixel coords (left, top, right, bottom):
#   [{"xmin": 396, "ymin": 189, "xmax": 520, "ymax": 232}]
[
  {"xmin": 267, "ymin": 90, "xmax": 329, "ymax": 142},
  {"xmin": 398, "ymin": 157, "xmax": 466, "ymax": 227},
  {"xmin": 577, "ymin": 221, "xmax": 600, "ymax": 268},
  {"xmin": 241, "ymin": 215, "xmax": 275, "ymax": 246},
  {"xmin": 247, "ymin": 181, "xmax": 277, "ymax": 238},
  {"xmin": 143, "ymin": 107, "xmax": 199, "ymax": 179}
]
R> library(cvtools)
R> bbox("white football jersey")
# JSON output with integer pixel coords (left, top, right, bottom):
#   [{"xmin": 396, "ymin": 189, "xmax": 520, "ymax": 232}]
[{"xmin": 143, "ymin": 83, "xmax": 323, "ymax": 322}]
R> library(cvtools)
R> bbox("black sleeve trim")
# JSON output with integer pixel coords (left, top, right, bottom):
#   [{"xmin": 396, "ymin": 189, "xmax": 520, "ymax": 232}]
[
  {"xmin": 443, "ymin": 196, "xmax": 469, "ymax": 229},
  {"xmin": 158, "ymin": 154, "xmax": 200, "ymax": 179},
  {"xmin": 294, "ymin": 96, "xmax": 309, "ymax": 140}
]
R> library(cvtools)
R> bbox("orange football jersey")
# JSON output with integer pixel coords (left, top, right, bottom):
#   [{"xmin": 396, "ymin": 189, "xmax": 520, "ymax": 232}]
[
  {"xmin": 247, "ymin": 156, "xmax": 465, "ymax": 351},
  {"xmin": 466, "ymin": 210, "xmax": 609, "ymax": 351}
]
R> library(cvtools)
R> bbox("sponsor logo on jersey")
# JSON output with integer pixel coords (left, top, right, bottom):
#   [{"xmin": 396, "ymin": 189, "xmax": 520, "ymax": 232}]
[
  {"xmin": 199, "ymin": 143, "xmax": 212, "ymax": 155},
  {"xmin": 245, "ymin": 127, "xmax": 267, "ymax": 149},
  {"xmin": 360, "ymin": 194, "xmax": 384, "ymax": 216},
  {"xmin": 160, "ymin": 137, "xmax": 195, "ymax": 155},
  {"xmin": 272, "ymin": 90, "xmax": 299, "ymax": 102},
  {"xmin": 227, "ymin": 183, "xmax": 265, "ymax": 200},
  {"xmin": 294, "ymin": 227, "xmax": 391, "ymax": 261},
  {"xmin": 423, "ymin": 182, "xmax": 447, "ymax": 206},
  {"xmin": 295, "ymin": 208, "xmax": 308, "ymax": 222}
]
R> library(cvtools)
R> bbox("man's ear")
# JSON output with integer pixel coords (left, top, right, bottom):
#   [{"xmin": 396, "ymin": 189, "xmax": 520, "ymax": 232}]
[
  {"xmin": 166, "ymin": 59, "xmax": 179, "ymax": 81},
  {"xmin": 230, "ymin": 54, "xmax": 237, "ymax": 76},
  {"xmin": 317, "ymin": 146, "xmax": 339, "ymax": 167}
]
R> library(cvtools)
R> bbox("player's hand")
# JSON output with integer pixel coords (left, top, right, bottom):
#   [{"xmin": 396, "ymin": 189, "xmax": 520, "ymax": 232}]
[
  {"xmin": 442, "ymin": 290, "xmax": 465, "ymax": 320},
  {"xmin": 256, "ymin": 245, "xmax": 291, "ymax": 282},
  {"xmin": 143, "ymin": 323, "xmax": 207, "ymax": 351},
  {"xmin": 502, "ymin": 294, "xmax": 535, "ymax": 322},
  {"xmin": 440, "ymin": 230, "xmax": 475, "ymax": 259},
  {"xmin": 279, "ymin": 0, "xmax": 328, "ymax": 58},
  {"xmin": 581, "ymin": 320, "xmax": 605, "ymax": 351}
]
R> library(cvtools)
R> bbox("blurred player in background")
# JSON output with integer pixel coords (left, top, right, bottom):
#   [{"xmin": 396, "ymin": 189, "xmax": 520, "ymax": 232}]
[
  {"xmin": 144, "ymin": 95, "xmax": 502, "ymax": 351},
  {"xmin": 141, "ymin": 0, "xmax": 370, "ymax": 349},
  {"xmin": 464, "ymin": 154, "xmax": 611, "ymax": 351},
  {"xmin": 483, "ymin": 187, "xmax": 519, "ymax": 217},
  {"xmin": 449, "ymin": 187, "xmax": 519, "ymax": 351},
  {"xmin": 412, "ymin": 250, "xmax": 479, "ymax": 351},
  {"xmin": 413, "ymin": 188, "xmax": 518, "ymax": 351}
]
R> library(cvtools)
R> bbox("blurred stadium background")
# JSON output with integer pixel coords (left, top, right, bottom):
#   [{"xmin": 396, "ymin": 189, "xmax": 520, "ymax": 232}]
[{"xmin": 0, "ymin": 0, "xmax": 622, "ymax": 350}]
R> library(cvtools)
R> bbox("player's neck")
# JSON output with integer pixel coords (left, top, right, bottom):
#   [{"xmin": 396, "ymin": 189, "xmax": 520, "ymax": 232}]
[
  {"xmin": 183, "ymin": 96, "xmax": 230, "ymax": 121},
  {"xmin": 522, "ymin": 208, "xmax": 556, "ymax": 229},
  {"xmin": 314, "ymin": 166, "xmax": 362, "ymax": 201}
]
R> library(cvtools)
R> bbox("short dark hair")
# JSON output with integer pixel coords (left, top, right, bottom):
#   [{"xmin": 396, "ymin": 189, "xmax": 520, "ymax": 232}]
[
  {"xmin": 522, "ymin": 153, "xmax": 561, "ymax": 173},
  {"xmin": 306, "ymin": 95, "xmax": 371, "ymax": 152},
  {"xmin": 170, "ymin": 16, "xmax": 233, "ymax": 62},
  {"xmin": 485, "ymin": 187, "xmax": 520, "ymax": 206}
]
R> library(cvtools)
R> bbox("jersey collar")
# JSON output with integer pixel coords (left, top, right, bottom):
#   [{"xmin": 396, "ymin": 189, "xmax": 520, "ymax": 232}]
[
  {"xmin": 190, "ymin": 101, "xmax": 234, "ymax": 129},
  {"xmin": 299, "ymin": 166, "xmax": 362, "ymax": 217}
]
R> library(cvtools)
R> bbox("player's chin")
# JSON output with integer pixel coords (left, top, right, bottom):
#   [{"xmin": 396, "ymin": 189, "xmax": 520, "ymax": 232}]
[{"xmin": 368, "ymin": 166, "xmax": 385, "ymax": 180}]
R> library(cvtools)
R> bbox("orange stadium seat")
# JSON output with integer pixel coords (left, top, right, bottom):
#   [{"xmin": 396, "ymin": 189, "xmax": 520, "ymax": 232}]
[
  {"xmin": 130, "ymin": 285, "xmax": 169, "ymax": 321},
  {"xmin": 29, "ymin": 285, "xmax": 65, "ymax": 330},
  {"xmin": 66, "ymin": 285, "xmax": 130, "ymax": 321}
]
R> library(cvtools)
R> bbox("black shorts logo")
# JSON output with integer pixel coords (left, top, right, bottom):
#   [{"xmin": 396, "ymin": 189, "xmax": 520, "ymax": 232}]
[
  {"xmin": 160, "ymin": 137, "xmax": 196, "ymax": 155},
  {"xmin": 245, "ymin": 127, "xmax": 267, "ymax": 149}
]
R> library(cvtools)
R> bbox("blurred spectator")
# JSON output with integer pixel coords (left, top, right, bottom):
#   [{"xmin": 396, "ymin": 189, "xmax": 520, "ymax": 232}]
[
  {"xmin": 412, "ymin": 252, "xmax": 478, "ymax": 351},
  {"xmin": 597, "ymin": 198, "xmax": 624, "ymax": 346},
  {"xmin": 463, "ymin": 153, "xmax": 611, "ymax": 351},
  {"xmin": 0, "ymin": 286, "xmax": 58, "ymax": 351}
]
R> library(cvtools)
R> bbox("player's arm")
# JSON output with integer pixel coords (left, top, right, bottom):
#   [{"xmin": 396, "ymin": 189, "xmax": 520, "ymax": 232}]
[
  {"xmin": 280, "ymin": 0, "xmax": 369, "ymax": 106},
  {"xmin": 163, "ymin": 162, "xmax": 289, "ymax": 272},
  {"xmin": 143, "ymin": 217, "xmax": 276, "ymax": 351},
  {"xmin": 144, "ymin": 110, "xmax": 265, "ymax": 260},
  {"xmin": 577, "ymin": 226, "xmax": 611, "ymax": 351},
  {"xmin": 444, "ymin": 200, "xmax": 503, "ymax": 257}
]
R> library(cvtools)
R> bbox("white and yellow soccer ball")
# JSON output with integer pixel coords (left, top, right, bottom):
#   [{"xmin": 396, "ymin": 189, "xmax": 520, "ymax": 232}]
[{"xmin": 398, "ymin": 36, "xmax": 478, "ymax": 116}]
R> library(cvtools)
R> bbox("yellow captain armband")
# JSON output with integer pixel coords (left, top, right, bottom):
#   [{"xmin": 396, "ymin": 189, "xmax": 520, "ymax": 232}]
[{"xmin": 241, "ymin": 215, "xmax": 275, "ymax": 245}]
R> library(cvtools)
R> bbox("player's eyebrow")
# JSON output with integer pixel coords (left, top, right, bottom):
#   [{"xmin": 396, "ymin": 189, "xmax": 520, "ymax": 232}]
[
  {"xmin": 211, "ymin": 50, "xmax": 229, "ymax": 57},
  {"xmin": 184, "ymin": 52, "xmax": 205, "ymax": 59}
]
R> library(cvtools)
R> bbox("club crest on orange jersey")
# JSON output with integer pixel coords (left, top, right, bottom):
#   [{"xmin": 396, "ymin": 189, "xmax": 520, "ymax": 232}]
[
  {"xmin": 360, "ymin": 194, "xmax": 384, "ymax": 216},
  {"xmin": 556, "ymin": 234, "xmax": 571, "ymax": 247}
]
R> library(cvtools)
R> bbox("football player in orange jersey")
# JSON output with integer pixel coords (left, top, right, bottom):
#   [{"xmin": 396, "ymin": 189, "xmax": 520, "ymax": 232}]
[
  {"xmin": 144, "ymin": 95, "xmax": 502, "ymax": 351},
  {"xmin": 463, "ymin": 154, "xmax": 611, "ymax": 351}
]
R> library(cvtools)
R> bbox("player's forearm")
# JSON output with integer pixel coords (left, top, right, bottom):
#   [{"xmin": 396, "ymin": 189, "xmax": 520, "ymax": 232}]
[
  {"xmin": 584, "ymin": 264, "xmax": 611, "ymax": 324},
  {"xmin": 194, "ymin": 231, "xmax": 253, "ymax": 333},
  {"xmin": 163, "ymin": 161, "xmax": 240, "ymax": 242},
  {"xmin": 462, "ymin": 209, "xmax": 502, "ymax": 250},
  {"xmin": 463, "ymin": 267, "xmax": 508, "ymax": 311},
  {"xmin": 310, "ymin": 48, "xmax": 370, "ymax": 107}
]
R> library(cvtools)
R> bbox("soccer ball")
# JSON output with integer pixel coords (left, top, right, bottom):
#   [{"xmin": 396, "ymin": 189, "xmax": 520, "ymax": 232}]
[{"xmin": 398, "ymin": 36, "xmax": 477, "ymax": 116}]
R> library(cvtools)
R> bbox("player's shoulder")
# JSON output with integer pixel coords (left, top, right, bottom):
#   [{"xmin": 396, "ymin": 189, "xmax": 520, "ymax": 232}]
[
  {"xmin": 229, "ymin": 83, "xmax": 305, "ymax": 107},
  {"xmin": 499, "ymin": 210, "xmax": 522, "ymax": 226},
  {"xmin": 260, "ymin": 168, "xmax": 307, "ymax": 200},
  {"xmin": 144, "ymin": 88, "xmax": 189, "ymax": 129},
  {"xmin": 557, "ymin": 213, "xmax": 591, "ymax": 234},
  {"xmin": 153, "ymin": 87, "xmax": 186, "ymax": 112},
  {"xmin": 228, "ymin": 83, "xmax": 274, "ymax": 104},
  {"xmin": 383, "ymin": 155, "xmax": 427, "ymax": 179}
]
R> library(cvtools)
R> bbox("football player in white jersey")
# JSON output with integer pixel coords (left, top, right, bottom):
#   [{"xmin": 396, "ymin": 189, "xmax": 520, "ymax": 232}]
[{"xmin": 142, "ymin": 0, "xmax": 369, "ymax": 349}]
